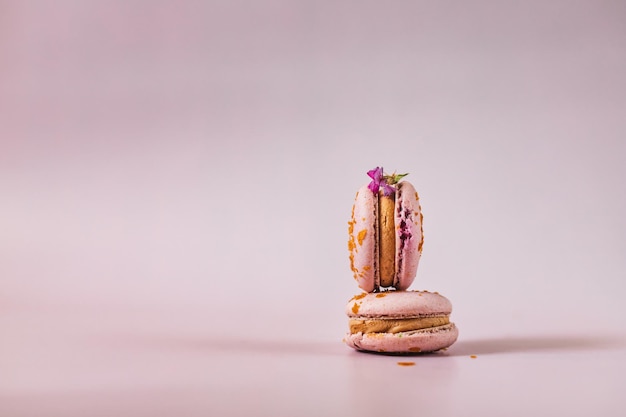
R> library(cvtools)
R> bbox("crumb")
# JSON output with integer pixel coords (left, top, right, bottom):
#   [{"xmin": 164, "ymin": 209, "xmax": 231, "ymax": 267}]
[
  {"xmin": 470, "ymin": 355, "xmax": 477, "ymax": 359},
  {"xmin": 357, "ymin": 229, "xmax": 367, "ymax": 246},
  {"xmin": 375, "ymin": 293, "xmax": 387, "ymax": 298},
  {"xmin": 350, "ymin": 293, "xmax": 367, "ymax": 302},
  {"xmin": 397, "ymin": 361, "xmax": 415, "ymax": 367}
]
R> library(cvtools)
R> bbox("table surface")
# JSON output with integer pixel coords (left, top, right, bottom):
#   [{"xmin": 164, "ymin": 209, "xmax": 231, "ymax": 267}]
[
  {"xmin": 2, "ymin": 302, "xmax": 626, "ymax": 417},
  {"xmin": 2, "ymin": 1, "xmax": 626, "ymax": 416}
]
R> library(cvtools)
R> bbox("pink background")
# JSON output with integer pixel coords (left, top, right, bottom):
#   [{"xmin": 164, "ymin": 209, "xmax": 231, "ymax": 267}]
[{"xmin": 1, "ymin": 1, "xmax": 625, "ymax": 416}]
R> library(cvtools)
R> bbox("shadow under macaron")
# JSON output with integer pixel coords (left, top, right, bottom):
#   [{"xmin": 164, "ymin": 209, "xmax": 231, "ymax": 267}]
[{"xmin": 447, "ymin": 334, "xmax": 626, "ymax": 356}]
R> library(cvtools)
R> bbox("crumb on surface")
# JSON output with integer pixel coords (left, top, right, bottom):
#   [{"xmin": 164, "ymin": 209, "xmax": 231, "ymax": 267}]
[
  {"xmin": 397, "ymin": 361, "xmax": 415, "ymax": 367},
  {"xmin": 470, "ymin": 355, "xmax": 477, "ymax": 359}
]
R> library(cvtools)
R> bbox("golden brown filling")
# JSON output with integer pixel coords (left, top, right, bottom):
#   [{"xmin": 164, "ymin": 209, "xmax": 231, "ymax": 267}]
[
  {"xmin": 378, "ymin": 192, "xmax": 396, "ymax": 287},
  {"xmin": 349, "ymin": 316, "xmax": 450, "ymax": 334}
]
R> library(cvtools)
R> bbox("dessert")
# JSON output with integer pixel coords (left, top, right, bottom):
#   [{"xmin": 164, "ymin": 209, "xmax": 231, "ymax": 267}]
[
  {"xmin": 345, "ymin": 167, "xmax": 458, "ymax": 354},
  {"xmin": 348, "ymin": 167, "xmax": 423, "ymax": 292},
  {"xmin": 345, "ymin": 291, "xmax": 458, "ymax": 353}
]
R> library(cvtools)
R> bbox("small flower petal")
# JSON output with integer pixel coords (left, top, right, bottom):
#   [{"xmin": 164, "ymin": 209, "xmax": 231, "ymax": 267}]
[
  {"xmin": 367, "ymin": 167, "xmax": 383, "ymax": 182},
  {"xmin": 382, "ymin": 183, "xmax": 395, "ymax": 196},
  {"xmin": 366, "ymin": 167, "xmax": 384, "ymax": 194}
]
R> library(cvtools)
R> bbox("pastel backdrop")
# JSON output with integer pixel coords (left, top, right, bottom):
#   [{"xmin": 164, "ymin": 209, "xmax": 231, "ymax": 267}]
[{"xmin": 1, "ymin": 1, "xmax": 625, "ymax": 416}]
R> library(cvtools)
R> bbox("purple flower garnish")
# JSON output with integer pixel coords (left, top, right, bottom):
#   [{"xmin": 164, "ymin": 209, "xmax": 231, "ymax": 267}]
[
  {"xmin": 366, "ymin": 167, "xmax": 409, "ymax": 196},
  {"xmin": 382, "ymin": 183, "xmax": 395, "ymax": 196},
  {"xmin": 367, "ymin": 167, "xmax": 384, "ymax": 194}
]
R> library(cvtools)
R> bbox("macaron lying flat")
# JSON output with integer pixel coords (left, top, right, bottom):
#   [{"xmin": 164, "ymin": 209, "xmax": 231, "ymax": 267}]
[
  {"xmin": 344, "ymin": 290, "xmax": 458, "ymax": 353},
  {"xmin": 348, "ymin": 172, "xmax": 423, "ymax": 292}
]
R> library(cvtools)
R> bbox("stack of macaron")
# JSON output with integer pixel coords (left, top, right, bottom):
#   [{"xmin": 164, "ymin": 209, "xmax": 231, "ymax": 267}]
[{"xmin": 345, "ymin": 167, "xmax": 458, "ymax": 353}]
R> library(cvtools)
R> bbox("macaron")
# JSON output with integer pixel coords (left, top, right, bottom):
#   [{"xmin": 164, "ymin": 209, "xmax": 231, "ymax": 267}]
[
  {"xmin": 344, "ymin": 290, "xmax": 458, "ymax": 353},
  {"xmin": 348, "ymin": 168, "xmax": 423, "ymax": 292}
]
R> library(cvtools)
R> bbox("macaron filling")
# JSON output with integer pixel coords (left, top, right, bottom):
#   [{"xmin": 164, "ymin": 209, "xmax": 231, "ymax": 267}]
[
  {"xmin": 378, "ymin": 192, "xmax": 396, "ymax": 287},
  {"xmin": 349, "ymin": 315, "xmax": 450, "ymax": 334}
]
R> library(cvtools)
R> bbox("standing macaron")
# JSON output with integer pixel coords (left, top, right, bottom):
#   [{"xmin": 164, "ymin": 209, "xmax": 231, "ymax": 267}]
[{"xmin": 348, "ymin": 167, "xmax": 423, "ymax": 292}]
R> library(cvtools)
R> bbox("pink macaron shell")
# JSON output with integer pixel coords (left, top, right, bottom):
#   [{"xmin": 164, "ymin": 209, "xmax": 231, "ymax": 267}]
[
  {"xmin": 394, "ymin": 181, "xmax": 422, "ymax": 290},
  {"xmin": 346, "ymin": 291, "xmax": 452, "ymax": 318},
  {"xmin": 345, "ymin": 323, "xmax": 458, "ymax": 353},
  {"xmin": 348, "ymin": 185, "xmax": 378, "ymax": 292}
]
